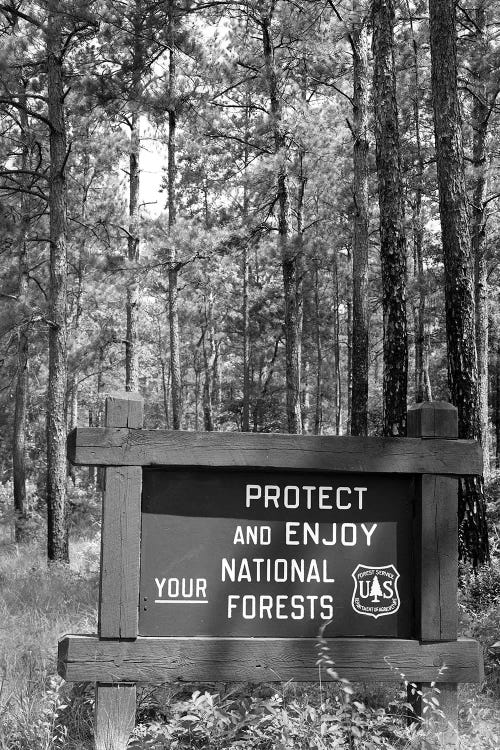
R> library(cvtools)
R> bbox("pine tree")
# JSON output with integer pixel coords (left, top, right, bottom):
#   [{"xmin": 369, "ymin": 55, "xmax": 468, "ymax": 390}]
[
  {"xmin": 429, "ymin": 0, "xmax": 489, "ymax": 564},
  {"xmin": 370, "ymin": 575, "xmax": 383, "ymax": 602},
  {"xmin": 372, "ymin": 0, "xmax": 408, "ymax": 437}
]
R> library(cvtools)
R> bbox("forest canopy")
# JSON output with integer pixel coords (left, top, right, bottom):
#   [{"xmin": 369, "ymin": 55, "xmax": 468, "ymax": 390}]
[{"xmin": 0, "ymin": 0, "xmax": 498, "ymax": 566}]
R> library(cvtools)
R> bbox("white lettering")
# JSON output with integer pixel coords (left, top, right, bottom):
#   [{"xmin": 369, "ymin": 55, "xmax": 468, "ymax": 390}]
[
  {"xmin": 336, "ymin": 486, "xmax": 352, "ymax": 509},
  {"xmin": 155, "ymin": 577, "xmax": 166, "ymax": 598},
  {"xmin": 354, "ymin": 487, "xmax": 367, "ymax": 510},
  {"xmin": 227, "ymin": 595, "xmax": 239, "ymax": 618},
  {"xmin": 285, "ymin": 521, "xmax": 300, "ymax": 545},
  {"xmin": 245, "ymin": 485, "xmax": 261, "ymax": 507},
  {"xmin": 303, "ymin": 486, "xmax": 316, "ymax": 509},
  {"xmin": 341, "ymin": 523, "xmax": 357, "ymax": 545},
  {"xmin": 361, "ymin": 523, "xmax": 377, "ymax": 546},
  {"xmin": 284, "ymin": 485, "xmax": 300, "ymax": 508},
  {"xmin": 221, "ymin": 558, "xmax": 235, "ymax": 581},
  {"xmin": 318, "ymin": 486, "xmax": 333, "ymax": 509},
  {"xmin": 264, "ymin": 485, "xmax": 280, "ymax": 508}
]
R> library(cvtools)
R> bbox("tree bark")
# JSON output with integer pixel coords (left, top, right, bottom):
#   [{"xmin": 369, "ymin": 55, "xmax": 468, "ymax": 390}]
[
  {"xmin": 201, "ymin": 309, "xmax": 215, "ymax": 432},
  {"xmin": 88, "ymin": 408, "xmax": 96, "ymax": 487},
  {"xmin": 429, "ymin": 0, "xmax": 488, "ymax": 564},
  {"xmin": 470, "ymin": 4, "xmax": 490, "ymax": 478},
  {"xmin": 496, "ymin": 338, "xmax": 500, "ymax": 469},
  {"xmin": 13, "ymin": 82, "xmax": 30, "ymax": 543},
  {"xmin": 407, "ymin": 13, "xmax": 427, "ymax": 404},
  {"xmin": 68, "ymin": 376, "xmax": 78, "ymax": 484},
  {"xmin": 313, "ymin": 260, "xmax": 323, "ymax": 435},
  {"xmin": 46, "ymin": 6, "xmax": 69, "ymax": 562},
  {"xmin": 125, "ymin": 1, "xmax": 142, "ymax": 392},
  {"xmin": 242, "ymin": 239, "xmax": 250, "ymax": 431},
  {"xmin": 350, "ymin": 3, "xmax": 369, "ymax": 436},
  {"xmin": 167, "ymin": 0, "xmax": 182, "ymax": 429},
  {"xmin": 202, "ymin": 291, "xmax": 217, "ymax": 431},
  {"xmin": 372, "ymin": 0, "xmax": 408, "ymax": 437},
  {"xmin": 260, "ymin": 5, "xmax": 302, "ymax": 434},
  {"xmin": 333, "ymin": 250, "xmax": 342, "ymax": 434},
  {"xmin": 126, "ymin": 108, "xmax": 140, "ymax": 391},
  {"xmin": 241, "ymin": 95, "xmax": 252, "ymax": 432}
]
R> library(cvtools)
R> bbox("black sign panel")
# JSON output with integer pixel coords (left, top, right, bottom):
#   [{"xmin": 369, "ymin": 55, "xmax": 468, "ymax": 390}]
[{"xmin": 139, "ymin": 469, "xmax": 415, "ymax": 638}]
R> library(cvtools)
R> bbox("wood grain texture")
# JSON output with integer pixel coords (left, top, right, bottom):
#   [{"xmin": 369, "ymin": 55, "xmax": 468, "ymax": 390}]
[
  {"xmin": 67, "ymin": 428, "xmax": 482, "ymax": 474},
  {"xmin": 58, "ymin": 635, "xmax": 483, "ymax": 684},
  {"xmin": 99, "ymin": 394, "xmax": 143, "ymax": 639},
  {"xmin": 419, "ymin": 475, "xmax": 458, "ymax": 641},
  {"xmin": 95, "ymin": 683, "xmax": 136, "ymax": 750},
  {"xmin": 104, "ymin": 392, "xmax": 144, "ymax": 429},
  {"xmin": 407, "ymin": 401, "xmax": 461, "ymax": 745},
  {"xmin": 407, "ymin": 401, "xmax": 458, "ymax": 438},
  {"xmin": 99, "ymin": 466, "xmax": 142, "ymax": 639}
]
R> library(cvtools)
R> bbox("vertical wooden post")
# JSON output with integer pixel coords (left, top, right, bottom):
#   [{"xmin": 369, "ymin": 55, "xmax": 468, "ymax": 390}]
[
  {"xmin": 95, "ymin": 392, "xmax": 143, "ymax": 750},
  {"xmin": 407, "ymin": 401, "xmax": 459, "ymax": 748}
]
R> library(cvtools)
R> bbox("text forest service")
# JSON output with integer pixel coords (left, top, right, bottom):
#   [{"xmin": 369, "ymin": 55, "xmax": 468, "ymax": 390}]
[{"xmin": 58, "ymin": 394, "xmax": 484, "ymax": 750}]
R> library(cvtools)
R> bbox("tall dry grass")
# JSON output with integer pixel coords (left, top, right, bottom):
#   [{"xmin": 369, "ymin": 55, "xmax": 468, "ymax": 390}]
[{"xmin": 0, "ymin": 534, "xmax": 98, "ymax": 749}]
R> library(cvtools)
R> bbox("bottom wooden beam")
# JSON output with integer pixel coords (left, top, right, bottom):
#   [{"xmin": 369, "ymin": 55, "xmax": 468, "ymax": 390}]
[
  {"xmin": 95, "ymin": 683, "xmax": 136, "ymax": 750},
  {"xmin": 58, "ymin": 635, "xmax": 483, "ymax": 684}
]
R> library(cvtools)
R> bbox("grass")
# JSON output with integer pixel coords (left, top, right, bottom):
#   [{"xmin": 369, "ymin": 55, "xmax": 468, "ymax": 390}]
[
  {"xmin": 0, "ymin": 533, "xmax": 99, "ymax": 749},
  {"xmin": 0, "ymin": 502, "xmax": 499, "ymax": 748}
]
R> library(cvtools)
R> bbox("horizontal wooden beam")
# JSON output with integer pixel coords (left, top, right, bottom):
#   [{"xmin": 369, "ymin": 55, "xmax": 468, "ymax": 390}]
[
  {"xmin": 67, "ymin": 429, "xmax": 482, "ymax": 475},
  {"xmin": 58, "ymin": 635, "xmax": 483, "ymax": 684}
]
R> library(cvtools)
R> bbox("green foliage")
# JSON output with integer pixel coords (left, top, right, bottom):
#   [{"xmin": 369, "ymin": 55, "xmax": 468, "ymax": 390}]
[{"xmin": 130, "ymin": 686, "xmax": 417, "ymax": 750}]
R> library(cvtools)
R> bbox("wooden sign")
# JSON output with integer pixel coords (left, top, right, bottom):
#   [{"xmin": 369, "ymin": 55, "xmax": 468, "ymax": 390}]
[
  {"xmin": 58, "ymin": 394, "xmax": 484, "ymax": 750},
  {"xmin": 139, "ymin": 469, "xmax": 415, "ymax": 638}
]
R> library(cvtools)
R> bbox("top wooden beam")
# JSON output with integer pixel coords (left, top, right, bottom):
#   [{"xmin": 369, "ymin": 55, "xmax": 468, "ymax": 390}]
[{"xmin": 67, "ymin": 428, "xmax": 482, "ymax": 475}]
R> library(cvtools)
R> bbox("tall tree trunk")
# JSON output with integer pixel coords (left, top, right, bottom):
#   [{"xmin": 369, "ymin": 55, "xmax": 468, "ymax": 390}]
[
  {"xmin": 313, "ymin": 260, "xmax": 323, "ymax": 435},
  {"xmin": 194, "ymin": 354, "xmax": 201, "ymax": 431},
  {"xmin": 242, "ymin": 96, "xmax": 251, "ymax": 431},
  {"xmin": 242, "ymin": 239, "xmax": 250, "ymax": 431},
  {"xmin": 88, "ymin": 408, "xmax": 96, "ymax": 487},
  {"xmin": 201, "ymin": 333, "xmax": 213, "ymax": 432},
  {"xmin": 68, "ymin": 376, "xmax": 78, "ymax": 484},
  {"xmin": 125, "ymin": 0, "xmax": 144, "ymax": 391},
  {"xmin": 471, "ymin": 4, "xmax": 490, "ymax": 478},
  {"xmin": 13, "ymin": 82, "xmax": 30, "ymax": 543},
  {"xmin": 260, "ymin": 6, "xmax": 302, "ymax": 434},
  {"xmin": 126, "ymin": 109, "xmax": 140, "ymax": 391},
  {"xmin": 496, "ymin": 338, "xmax": 500, "ymax": 468},
  {"xmin": 333, "ymin": 251, "xmax": 342, "ymax": 434},
  {"xmin": 372, "ymin": 0, "xmax": 408, "ymax": 437},
  {"xmin": 408, "ymin": 13, "xmax": 427, "ymax": 404},
  {"xmin": 46, "ymin": 7, "xmax": 69, "ymax": 562},
  {"xmin": 429, "ymin": 0, "xmax": 488, "ymax": 565},
  {"xmin": 125, "ymin": 4, "xmax": 142, "ymax": 391},
  {"xmin": 350, "ymin": 3, "xmax": 369, "ymax": 436},
  {"xmin": 201, "ymin": 292, "xmax": 217, "ymax": 430},
  {"xmin": 167, "ymin": 0, "xmax": 182, "ymax": 429}
]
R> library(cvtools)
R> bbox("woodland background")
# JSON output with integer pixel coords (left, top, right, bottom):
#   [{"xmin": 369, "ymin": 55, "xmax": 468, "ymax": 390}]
[{"xmin": 0, "ymin": 0, "xmax": 500, "ymax": 748}]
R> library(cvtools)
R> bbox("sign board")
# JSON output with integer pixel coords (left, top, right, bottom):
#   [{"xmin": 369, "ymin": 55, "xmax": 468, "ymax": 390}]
[
  {"xmin": 139, "ymin": 469, "xmax": 414, "ymax": 638},
  {"xmin": 59, "ymin": 394, "xmax": 485, "ymax": 750}
]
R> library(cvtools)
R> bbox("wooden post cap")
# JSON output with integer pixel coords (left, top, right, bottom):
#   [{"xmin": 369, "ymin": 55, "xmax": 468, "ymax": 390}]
[
  {"xmin": 407, "ymin": 401, "xmax": 458, "ymax": 438},
  {"xmin": 105, "ymin": 392, "xmax": 144, "ymax": 428}
]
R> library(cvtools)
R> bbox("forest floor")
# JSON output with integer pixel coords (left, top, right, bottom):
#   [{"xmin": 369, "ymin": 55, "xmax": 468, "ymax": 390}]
[{"xmin": 0, "ymin": 491, "xmax": 499, "ymax": 749}]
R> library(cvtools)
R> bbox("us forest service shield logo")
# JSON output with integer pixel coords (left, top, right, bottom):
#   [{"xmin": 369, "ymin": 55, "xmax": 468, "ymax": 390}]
[{"xmin": 351, "ymin": 564, "xmax": 400, "ymax": 619}]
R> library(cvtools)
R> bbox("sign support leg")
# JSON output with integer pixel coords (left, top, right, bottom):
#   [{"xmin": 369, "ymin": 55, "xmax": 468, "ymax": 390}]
[
  {"xmin": 407, "ymin": 401, "xmax": 459, "ymax": 748},
  {"xmin": 95, "ymin": 684, "xmax": 136, "ymax": 750},
  {"xmin": 94, "ymin": 392, "xmax": 143, "ymax": 750}
]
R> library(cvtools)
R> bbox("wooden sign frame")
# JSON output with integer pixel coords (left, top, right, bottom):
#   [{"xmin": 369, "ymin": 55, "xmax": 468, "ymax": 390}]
[{"xmin": 58, "ymin": 393, "xmax": 484, "ymax": 750}]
